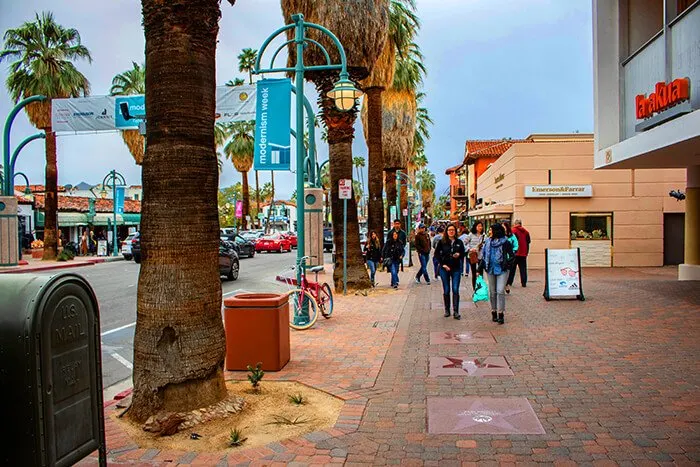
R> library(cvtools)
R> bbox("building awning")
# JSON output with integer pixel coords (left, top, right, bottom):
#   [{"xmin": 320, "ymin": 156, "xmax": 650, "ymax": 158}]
[
  {"xmin": 122, "ymin": 213, "xmax": 141, "ymax": 225},
  {"xmin": 92, "ymin": 213, "xmax": 124, "ymax": 226},
  {"xmin": 468, "ymin": 203, "xmax": 514, "ymax": 219},
  {"xmin": 36, "ymin": 212, "xmax": 89, "ymax": 227}
]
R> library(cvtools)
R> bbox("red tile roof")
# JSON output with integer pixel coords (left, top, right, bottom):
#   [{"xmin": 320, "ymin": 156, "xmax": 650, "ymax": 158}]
[
  {"xmin": 445, "ymin": 163, "xmax": 465, "ymax": 175},
  {"xmin": 32, "ymin": 194, "xmax": 141, "ymax": 213},
  {"xmin": 14, "ymin": 184, "xmax": 66, "ymax": 193},
  {"xmin": 464, "ymin": 139, "xmax": 531, "ymax": 161}
]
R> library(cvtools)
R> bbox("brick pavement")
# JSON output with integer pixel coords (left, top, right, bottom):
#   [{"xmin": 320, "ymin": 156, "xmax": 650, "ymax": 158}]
[{"xmin": 83, "ymin": 266, "xmax": 699, "ymax": 465}]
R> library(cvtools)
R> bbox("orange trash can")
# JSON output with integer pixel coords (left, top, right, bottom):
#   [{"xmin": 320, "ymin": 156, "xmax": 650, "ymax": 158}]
[{"xmin": 223, "ymin": 293, "xmax": 290, "ymax": 371}]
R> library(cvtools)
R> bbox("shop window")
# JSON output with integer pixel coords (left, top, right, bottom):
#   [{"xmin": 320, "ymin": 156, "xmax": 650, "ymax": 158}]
[{"xmin": 570, "ymin": 213, "xmax": 612, "ymax": 241}]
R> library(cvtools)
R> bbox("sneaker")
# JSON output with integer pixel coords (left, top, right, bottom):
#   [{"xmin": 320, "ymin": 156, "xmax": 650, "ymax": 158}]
[
  {"xmin": 393, "ymin": 284, "xmax": 398, "ymax": 289},
  {"xmin": 426, "ymin": 280, "xmax": 431, "ymax": 285},
  {"xmin": 415, "ymin": 277, "xmax": 420, "ymax": 284}
]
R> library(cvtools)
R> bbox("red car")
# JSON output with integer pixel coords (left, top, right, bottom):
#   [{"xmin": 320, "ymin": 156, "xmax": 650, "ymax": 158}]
[
  {"xmin": 255, "ymin": 233, "xmax": 292, "ymax": 253},
  {"xmin": 280, "ymin": 232, "xmax": 298, "ymax": 248}
]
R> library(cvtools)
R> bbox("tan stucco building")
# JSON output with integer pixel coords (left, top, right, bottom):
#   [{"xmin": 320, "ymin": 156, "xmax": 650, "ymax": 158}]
[{"xmin": 468, "ymin": 134, "xmax": 686, "ymax": 269}]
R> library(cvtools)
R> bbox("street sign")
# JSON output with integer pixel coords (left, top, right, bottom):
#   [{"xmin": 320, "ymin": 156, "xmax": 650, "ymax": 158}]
[
  {"xmin": 254, "ymin": 79, "xmax": 292, "ymax": 171},
  {"xmin": 339, "ymin": 179, "xmax": 352, "ymax": 200}
]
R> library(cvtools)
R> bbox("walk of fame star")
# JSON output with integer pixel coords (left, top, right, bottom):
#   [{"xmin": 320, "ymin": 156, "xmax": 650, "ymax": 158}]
[
  {"xmin": 429, "ymin": 356, "xmax": 513, "ymax": 377},
  {"xmin": 427, "ymin": 397, "xmax": 546, "ymax": 434}
]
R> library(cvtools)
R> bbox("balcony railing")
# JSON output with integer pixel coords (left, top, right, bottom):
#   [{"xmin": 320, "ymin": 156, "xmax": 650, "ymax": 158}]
[{"xmin": 451, "ymin": 186, "xmax": 467, "ymax": 198}]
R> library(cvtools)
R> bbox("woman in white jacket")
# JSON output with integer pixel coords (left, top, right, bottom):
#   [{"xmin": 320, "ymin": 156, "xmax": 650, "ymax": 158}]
[{"xmin": 464, "ymin": 221, "xmax": 485, "ymax": 291}]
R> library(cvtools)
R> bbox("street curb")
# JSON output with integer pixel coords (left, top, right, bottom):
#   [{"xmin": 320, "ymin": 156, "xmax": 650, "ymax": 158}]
[{"xmin": 0, "ymin": 256, "xmax": 124, "ymax": 274}]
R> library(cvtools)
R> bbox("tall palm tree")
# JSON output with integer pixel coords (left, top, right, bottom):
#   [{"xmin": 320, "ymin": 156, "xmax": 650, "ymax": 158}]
[
  {"xmin": 110, "ymin": 62, "xmax": 145, "ymax": 165},
  {"xmin": 224, "ymin": 121, "xmax": 255, "ymax": 230},
  {"xmin": 131, "ymin": 0, "xmax": 226, "ymax": 421},
  {"xmin": 237, "ymin": 48, "xmax": 257, "ymax": 85},
  {"xmin": 1, "ymin": 11, "xmax": 91, "ymax": 261},
  {"xmin": 352, "ymin": 155, "xmax": 366, "ymax": 216},
  {"xmin": 417, "ymin": 168, "xmax": 436, "ymax": 211},
  {"xmin": 412, "ymin": 151, "xmax": 428, "ymax": 171},
  {"xmin": 225, "ymin": 77, "xmax": 245, "ymax": 86},
  {"xmin": 281, "ymin": 0, "xmax": 390, "ymax": 291},
  {"xmin": 320, "ymin": 162, "xmax": 331, "ymax": 225}
]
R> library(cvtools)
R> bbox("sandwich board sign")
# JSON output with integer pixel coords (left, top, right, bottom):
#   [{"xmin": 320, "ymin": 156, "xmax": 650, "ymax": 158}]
[{"xmin": 543, "ymin": 248, "xmax": 585, "ymax": 301}]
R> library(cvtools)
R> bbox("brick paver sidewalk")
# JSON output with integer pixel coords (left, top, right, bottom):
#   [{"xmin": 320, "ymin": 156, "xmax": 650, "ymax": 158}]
[{"xmin": 83, "ymin": 266, "xmax": 699, "ymax": 465}]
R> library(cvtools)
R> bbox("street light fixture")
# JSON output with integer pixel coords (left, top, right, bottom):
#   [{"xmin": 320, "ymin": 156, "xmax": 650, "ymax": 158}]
[
  {"xmin": 101, "ymin": 170, "xmax": 126, "ymax": 257},
  {"xmin": 327, "ymin": 72, "xmax": 363, "ymax": 111}
]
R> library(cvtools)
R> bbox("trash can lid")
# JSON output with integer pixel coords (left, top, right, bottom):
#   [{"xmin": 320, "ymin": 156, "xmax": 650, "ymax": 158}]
[{"xmin": 223, "ymin": 293, "xmax": 289, "ymax": 308}]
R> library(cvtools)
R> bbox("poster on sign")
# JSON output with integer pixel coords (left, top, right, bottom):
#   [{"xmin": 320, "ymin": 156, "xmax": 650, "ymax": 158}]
[{"xmin": 543, "ymin": 248, "xmax": 585, "ymax": 301}]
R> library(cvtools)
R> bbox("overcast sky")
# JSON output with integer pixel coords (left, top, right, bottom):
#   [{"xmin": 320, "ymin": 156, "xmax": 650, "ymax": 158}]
[{"xmin": 0, "ymin": 0, "xmax": 593, "ymax": 200}]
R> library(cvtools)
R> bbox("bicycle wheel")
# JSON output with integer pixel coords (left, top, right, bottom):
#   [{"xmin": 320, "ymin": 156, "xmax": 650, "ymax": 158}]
[
  {"xmin": 318, "ymin": 283, "xmax": 334, "ymax": 318},
  {"xmin": 288, "ymin": 289, "xmax": 319, "ymax": 330}
]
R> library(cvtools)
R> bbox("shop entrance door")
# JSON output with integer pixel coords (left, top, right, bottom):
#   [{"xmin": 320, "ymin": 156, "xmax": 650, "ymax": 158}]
[{"xmin": 663, "ymin": 213, "xmax": 685, "ymax": 265}]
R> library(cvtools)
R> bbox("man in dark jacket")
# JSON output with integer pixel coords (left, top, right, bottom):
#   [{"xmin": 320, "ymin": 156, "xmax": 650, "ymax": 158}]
[
  {"xmin": 508, "ymin": 219, "xmax": 531, "ymax": 288},
  {"xmin": 414, "ymin": 223, "xmax": 431, "ymax": 284},
  {"xmin": 387, "ymin": 219, "xmax": 407, "ymax": 272}
]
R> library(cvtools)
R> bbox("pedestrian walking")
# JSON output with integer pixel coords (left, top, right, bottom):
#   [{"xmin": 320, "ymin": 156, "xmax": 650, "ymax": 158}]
[
  {"xmin": 508, "ymin": 219, "xmax": 531, "ymax": 289},
  {"xmin": 458, "ymin": 226, "xmax": 470, "ymax": 277},
  {"xmin": 502, "ymin": 221, "xmax": 519, "ymax": 294},
  {"xmin": 387, "ymin": 219, "xmax": 407, "ymax": 272},
  {"xmin": 482, "ymin": 223, "xmax": 514, "ymax": 325},
  {"xmin": 464, "ymin": 221, "xmax": 485, "ymax": 291},
  {"xmin": 414, "ymin": 223, "xmax": 431, "ymax": 284},
  {"xmin": 431, "ymin": 226, "xmax": 444, "ymax": 279},
  {"xmin": 80, "ymin": 229, "xmax": 89, "ymax": 256},
  {"xmin": 434, "ymin": 223, "xmax": 466, "ymax": 319},
  {"xmin": 383, "ymin": 230, "xmax": 404, "ymax": 289},
  {"xmin": 364, "ymin": 231, "xmax": 382, "ymax": 286}
]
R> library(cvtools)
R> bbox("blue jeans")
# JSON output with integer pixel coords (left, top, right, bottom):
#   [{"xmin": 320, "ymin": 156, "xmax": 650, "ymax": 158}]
[
  {"xmin": 367, "ymin": 260, "xmax": 377, "ymax": 283},
  {"xmin": 432, "ymin": 255, "xmax": 440, "ymax": 278},
  {"xmin": 438, "ymin": 267, "xmax": 461, "ymax": 296},
  {"xmin": 390, "ymin": 260, "xmax": 400, "ymax": 286},
  {"xmin": 416, "ymin": 253, "xmax": 430, "ymax": 282}
]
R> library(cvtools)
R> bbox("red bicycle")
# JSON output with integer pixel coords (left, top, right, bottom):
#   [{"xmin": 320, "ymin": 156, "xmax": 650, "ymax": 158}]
[{"xmin": 276, "ymin": 256, "xmax": 334, "ymax": 330}]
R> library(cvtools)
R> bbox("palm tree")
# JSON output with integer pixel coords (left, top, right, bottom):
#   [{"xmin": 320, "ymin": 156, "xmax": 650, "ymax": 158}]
[
  {"xmin": 281, "ymin": 0, "xmax": 390, "ymax": 291},
  {"xmin": 1, "ymin": 11, "xmax": 91, "ymax": 261},
  {"xmin": 352, "ymin": 156, "xmax": 366, "ymax": 216},
  {"xmin": 130, "ymin": 0, "xmax": 227, "ymax": 421},
  {"xmin": 320, "ymin": 162, "xmax": 331, "ymax": 225},
  {"xmin": 237, "ymin": 48, "xmax": 257, "ymax": 85},
  {"xmin": 225, "ymin": 77, "xmax": 245, "ymax": 86},
  {"xmin": 224, "ymin": 121, "xmax": 255, "ymax": 230},
  {"xmin": 110, "ymin": 62, "xmax": 145, "ymax": 165},
  {"xmin": 353, "ymin": 179, "xmax": 364, "ymax": 206},
  {"xmin": 360, "ymin": 0, "xmax": 418, "ymax": 239},
  {"xmin": 412, "ymin": 151, "xmax": 428, "ymax": 171},
  {"xmin": 417, "ymin": 168, "xmax": 436, "ymax": 211}
]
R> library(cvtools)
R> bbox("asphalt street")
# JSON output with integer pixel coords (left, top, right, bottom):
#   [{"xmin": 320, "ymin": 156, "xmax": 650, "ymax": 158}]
[{"xmin": 34, "ymin": 250, "xmax": 322, "ymax": 392}]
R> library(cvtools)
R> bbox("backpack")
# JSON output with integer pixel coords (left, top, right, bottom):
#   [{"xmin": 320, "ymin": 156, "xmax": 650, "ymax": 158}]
[{"xmin": 502, "ymin": 240, "xmax": 516, "ymax": 270}]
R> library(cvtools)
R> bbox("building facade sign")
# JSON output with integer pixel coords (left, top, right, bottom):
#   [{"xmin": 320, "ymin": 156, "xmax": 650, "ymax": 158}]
[
  {"xmin": 524, "ymin": 185, "xmax": 592, "ymax": 198},
  {"xmin": 634, "ymin": 78, "xmax": 692, "ymax": 132}
]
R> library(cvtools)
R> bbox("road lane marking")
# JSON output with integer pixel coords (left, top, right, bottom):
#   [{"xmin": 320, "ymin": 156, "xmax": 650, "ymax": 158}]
[
  {"xmin": 101, "ymin": 322, "xmax": 136, "ymax": 337},
  {"xmin": 110, "ymin": 351, "xmax": 133, "ymax": 369}
]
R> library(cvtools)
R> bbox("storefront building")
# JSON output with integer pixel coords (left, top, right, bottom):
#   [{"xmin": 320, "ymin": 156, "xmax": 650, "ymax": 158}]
[
  {"xmin": 468, "ymin": 134, "xmax": 686, "ymax": 269},
  {"xmin": 593, "ymin": 0, "xmax": 699, "ymax": 279}
]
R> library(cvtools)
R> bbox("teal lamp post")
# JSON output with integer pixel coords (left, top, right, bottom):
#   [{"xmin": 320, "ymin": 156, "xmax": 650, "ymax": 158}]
[
  {"xmin": 101, "ymin": 170, "xmax": 126, "ymax": 256},
  {"xmin": 253, "ymin": 13, "xmax": 361, "ymax": 289},
  {"xmin": 2, "ymin": 95, "xmax": 46, "ymax": 196}
]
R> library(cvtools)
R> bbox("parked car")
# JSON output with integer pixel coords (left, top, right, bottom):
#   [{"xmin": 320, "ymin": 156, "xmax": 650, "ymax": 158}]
[
  {"xmin": 132, "ymin": 234, "xmax": 142, "ymax": 263},
  {"xmin": 240, "ymin": 230, "xmax": 264, "ymax": 244},
  {"xmin": 280, "ymin": 231, "xmax": 298, "ymax": 248},
  {"xmin": 323, "ymin": 228, "xmax": 333, "ymax": 252},
  {"xmin": 220, "ymin": 227, "xmax": 236, "ymax": 237},
  {"xmin": 222, "ymin": 233, "xmax": 256, "ymax": 258},
  {"xmin": 219, "ymin": 239, "xmax": 240, "ymax": 280},
  {"xmin": 121, "ymin": 232, "xmax": 139, "ymax": 260},
  {"xmin": 255, "ymin": 233, "xmax": 292, "ymax": 253}
]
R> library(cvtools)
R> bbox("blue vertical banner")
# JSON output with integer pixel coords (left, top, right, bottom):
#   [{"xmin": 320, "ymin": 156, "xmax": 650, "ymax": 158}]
[
  {"xmin": 115, "ymin": 186, "xmax": 125, "ymax": 214},
  {"xmin": 114, "ymin": 95, "xmax": 145, "ymax": 129},
  {"xmin": 254, "ymin": 78, "xmax": 292, "ymax": 171}
]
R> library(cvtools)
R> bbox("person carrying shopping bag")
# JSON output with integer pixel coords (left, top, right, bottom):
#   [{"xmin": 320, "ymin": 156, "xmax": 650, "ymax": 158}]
[
  {"xmin": 481, "ymin": 222, "xmax": 515, "ymax": 325},
  {"xmin": 464, "ymin": 221, "xmax": 485, "ymax": 291},
  {"xmin": 434, "ymin": 223, "xmax": 466, "ymax": 320}
]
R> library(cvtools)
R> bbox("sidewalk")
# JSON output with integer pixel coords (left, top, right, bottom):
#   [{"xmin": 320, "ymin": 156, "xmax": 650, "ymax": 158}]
[
  {"xmin": 0, "ymin": 254, "xmax": 123, "ymax": 274},
  {"xmin": 85, "ymin": 265, "xmax": 698, "ymax": 465}
]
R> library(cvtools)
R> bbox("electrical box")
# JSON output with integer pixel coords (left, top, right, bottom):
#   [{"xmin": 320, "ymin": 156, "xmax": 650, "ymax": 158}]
[{"xmin": 303, "ymin": 187, "xmax": 325, "ymax": 267}]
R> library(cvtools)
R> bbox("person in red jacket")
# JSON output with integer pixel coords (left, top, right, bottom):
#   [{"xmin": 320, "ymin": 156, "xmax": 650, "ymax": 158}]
[{"xmin": 507, "ymin": 219, "xmax": 531, "ymax": 289}]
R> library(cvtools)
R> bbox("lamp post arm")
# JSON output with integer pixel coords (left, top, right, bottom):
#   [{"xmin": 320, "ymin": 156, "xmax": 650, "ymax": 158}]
[
  {"xmin": 3, "ymin": 95, "xmax": 47, "ymax": 195},
  {"xmin": 305, "ymin": 23, "xmax": 349, "ymax": 77},
  {"xmin": 8, "ymin": 132, "xmax": 46, "ymax": 193},
  {"xmin": 253, "ymin": 23, "xmax": 296, "ymax": 73},
  {"xmin": 13, "ymin": 172, "xmax": 30, "ymax": 192}
]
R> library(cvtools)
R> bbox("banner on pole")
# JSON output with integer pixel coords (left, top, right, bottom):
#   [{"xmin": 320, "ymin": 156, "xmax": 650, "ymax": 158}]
[
  {"xmin": 235, "ymin": 200, "xmax": 243, "ymax": 218},
  {"xmin": 114, "ymin": 186, "xmax": 125, "ymax": 214},
  {"xmin": 254, "ymin": 79, "xmax": 292, "ymax": 171},
  {"xmin": 51, "ymin": 85, "xmax": 256, "ymax": 132}
]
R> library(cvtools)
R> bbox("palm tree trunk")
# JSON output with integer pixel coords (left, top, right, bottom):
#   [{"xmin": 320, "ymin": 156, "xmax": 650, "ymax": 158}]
[
  {"xmin": 366, "ymin": 88, "xmax": 384, "ymax": 244},
  {"xmin": 315, "ymin": 78, "xmax": 370, "ymax": 291},
  {"xmin": 131, "ymin": 0, "xmax": 225, "ymax": 422},
  {"xmin": 385, "ymin": 168, "xmax": 397, "ymax": 230},
  {"xmin": 255, "ymin": 170, "xmax": 260, "ymax": 227},
  {"xmin": 42, "ymin": 128, "xmax": 58, "ymax": 260},
  {"xmin": 241, "ymin": 170, "xmax": 249, "ymax": 230}
]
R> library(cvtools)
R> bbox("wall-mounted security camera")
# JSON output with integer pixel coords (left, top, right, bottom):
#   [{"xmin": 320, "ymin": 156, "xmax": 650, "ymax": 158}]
[{"xmin": 669, "ymin": 189, "xmax": 686, "ymax": 201}]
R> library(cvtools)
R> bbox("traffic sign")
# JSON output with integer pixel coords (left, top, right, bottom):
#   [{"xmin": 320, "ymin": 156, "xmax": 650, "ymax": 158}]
[{"xmin": 339, "ymin": 179, "xmax": 352, "ymax": 200}]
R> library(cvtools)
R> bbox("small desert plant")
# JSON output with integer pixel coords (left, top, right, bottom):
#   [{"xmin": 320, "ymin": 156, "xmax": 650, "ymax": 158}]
[
  {"xmin": 228, "ymin": 428, "xmax": 247, "ymax": 447},
  {"xmin": 266, "ymin": 415, "xmax": 312, "ymax": 426},
  {"xmin": 57, "ymin": 249, "xmax": 75, "ymax": 262},
  {"xmin": 288, "ymin": 393, "xmax": 306, "ymax": 405},
  {"xmin": 247, "ymin": 362, "xmax": 264, "ymax": 390}
]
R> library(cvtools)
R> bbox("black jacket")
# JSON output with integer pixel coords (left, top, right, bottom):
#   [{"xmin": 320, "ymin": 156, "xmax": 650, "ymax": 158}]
[
  {"xmin": 364, "ymin": 241, "xmax": 382, "ymax": 262},
  {"xmin": 434, "ymin": 238, "xmax": 466, "ymax": 272},
  {"xmin": 383, "ymin": 238, "xmax": 404, "ymax": 262},
  {"xmin": 386, "ymin": 228, "xmax": 407, "ymax": 246}
]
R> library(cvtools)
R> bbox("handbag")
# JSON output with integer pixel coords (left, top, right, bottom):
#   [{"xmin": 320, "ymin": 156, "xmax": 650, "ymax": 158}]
[{"xmin": 469, "ymin": 250, "xmax": 479, "ymax": 264}]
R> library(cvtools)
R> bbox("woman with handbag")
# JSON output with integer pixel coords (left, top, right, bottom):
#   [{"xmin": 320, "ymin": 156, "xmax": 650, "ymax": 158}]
[
  {"xmin": 364, "ymin": 231, "xmax": 382, "ymax": 286},
  {"xmin": 434, "ymin": 223, "xmax": 466, "ymax": 319},
  {"xmin": 383, "ymin": 230, "xmax": 404, "ymax": 289},
  {"xmin": 482, "ymin": 223, "xmax": 514, "ymax": 325},
  {"xmin": 464, "ymin": 221, "xmax": 485, "ymax": 291}
]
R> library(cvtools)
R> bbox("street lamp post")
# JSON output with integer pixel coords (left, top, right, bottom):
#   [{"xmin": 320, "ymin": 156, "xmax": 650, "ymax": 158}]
[
  {"xmin": 102, "ymin": 170, "xmax": 126, "ymax": 256},
  {"xmin": 254, "ymin": 13, "xmax": 361, "ymax": 289},
  {"xmin": 2, "ymin": 95, "xmax": 46, "ymax": 196}
]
